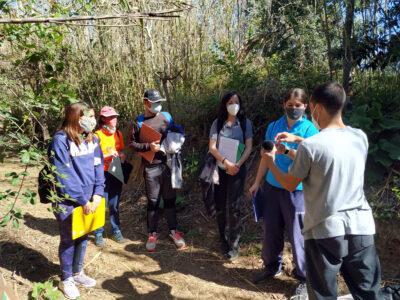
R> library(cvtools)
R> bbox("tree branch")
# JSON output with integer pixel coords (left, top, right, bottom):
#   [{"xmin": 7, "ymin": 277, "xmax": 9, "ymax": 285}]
[{"xmin": 0, "ymin": 8, "xmax": 188, "ymax": 24}]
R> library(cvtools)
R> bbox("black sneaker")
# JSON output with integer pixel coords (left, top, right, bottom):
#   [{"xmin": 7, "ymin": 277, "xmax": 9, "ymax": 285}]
[
  {"xmin": 253, "ymin": 269, "xmax": 282, "ymax": 284},
  {"xmin": 220, "ymin": 239, "xmax": 229, "ymax": 255}
]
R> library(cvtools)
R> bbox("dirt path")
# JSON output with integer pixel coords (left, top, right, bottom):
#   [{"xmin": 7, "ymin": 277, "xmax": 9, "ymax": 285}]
[{"xmin": 0, "ymin": 161, "xmax": 399, "ymax": 299}]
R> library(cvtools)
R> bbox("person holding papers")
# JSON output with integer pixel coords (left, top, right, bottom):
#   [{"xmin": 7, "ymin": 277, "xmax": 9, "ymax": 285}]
[
  {"xmin": 249, "ymin": 89, "xmax": 318, "ymax": 295},
  {"xmin": 208, "ymin": 91, "xmax": 253, "ymax": 261},
  {"xmin": 129, "ymin": 89, "xmax": 186, "ymax": 252},
  {"xmin": 49, "ymin": 103, "xmax": 105, "ymax": 300},
  {"xmin": 93, "ymin": 106, "xmax": 126, "ymax": 247},
  {"xmin": 263, "ymin": 82, "xmax": 382, "ymax": 299}
]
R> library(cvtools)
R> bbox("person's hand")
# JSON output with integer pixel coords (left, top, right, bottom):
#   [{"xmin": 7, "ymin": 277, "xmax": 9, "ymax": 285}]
[
  {"xmin": 275, "ymin": 132, "xmax": 302, "ymax": 144},
  {"xmin": 150, "ymin": 141, "xmax": 160, "ymax": 152},
  {"xmin": 224, "ymin": 159, "xmax": 239, "ymax": 176},
  {"xmin": 249, "ymin": 182, "xmax": 260, "ymax": 197},
  {"xmin": 262, "ymin": 150, "xmax": 276, "ymax": 167},
  {"xmin": 275, "ymin": 143, "xmax": 287, "ymax": 155},
  {"xmin": 111, "ymin": 150, "xmax": 119, "ymax": 157},
  {"xmin": 119, "ymin": 152, "xmax": 126, "ymax": 162},
  {"xmin": 83, "ymin": 202, "xmax": 92, "ymax": 215},
  {"xmin": 90, "ymin": 195, "xmax": 102, "ymax": 212}
]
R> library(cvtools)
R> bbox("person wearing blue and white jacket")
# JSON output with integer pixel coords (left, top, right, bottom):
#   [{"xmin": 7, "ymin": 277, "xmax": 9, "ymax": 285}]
[{"xmin": 49, "ymin": 102, "xmax": 105, "ymax": 300}]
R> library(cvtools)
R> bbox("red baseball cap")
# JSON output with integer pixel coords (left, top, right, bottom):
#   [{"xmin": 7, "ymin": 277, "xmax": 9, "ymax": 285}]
[{"xmin": 99, "ymin": 106, "xmax": 119, "ymax": 117}]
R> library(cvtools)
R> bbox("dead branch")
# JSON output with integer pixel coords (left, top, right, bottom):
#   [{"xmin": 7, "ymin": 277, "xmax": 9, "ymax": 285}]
[{"xmin": 0, "ymin": 8, "xmax": 188, "ymax": 25}]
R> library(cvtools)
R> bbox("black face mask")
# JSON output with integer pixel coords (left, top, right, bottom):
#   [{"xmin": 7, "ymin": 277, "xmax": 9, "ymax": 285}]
[{"xmin": 286, "ymin": 107, "xmax": 305, "ymax": 120}]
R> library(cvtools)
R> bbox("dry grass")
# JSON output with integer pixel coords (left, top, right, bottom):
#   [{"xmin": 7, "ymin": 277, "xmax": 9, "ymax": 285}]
[{"xmin": 0, "ymin": 160, "xmax": 399, "ymax": 299}]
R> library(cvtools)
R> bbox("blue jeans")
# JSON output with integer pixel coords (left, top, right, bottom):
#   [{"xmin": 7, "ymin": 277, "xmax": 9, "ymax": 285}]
[
  {"xmin": 95, "ymin": 172, "xmax": 123, "ymax": 236},
  {"xmin": 56, "ymin": 214, "xmax": 87, "ymax": 280}
]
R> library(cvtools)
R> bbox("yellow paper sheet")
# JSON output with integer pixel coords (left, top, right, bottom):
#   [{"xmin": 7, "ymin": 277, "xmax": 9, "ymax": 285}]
[{"xmin": 72, "ymin": 198, "xmax": 106, "ymax": 240}]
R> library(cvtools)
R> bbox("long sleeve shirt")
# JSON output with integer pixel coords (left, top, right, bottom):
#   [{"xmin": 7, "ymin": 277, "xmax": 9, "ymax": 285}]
[
  {"xmin": 49, "ymin": 131, "xmax": 105, "ymax": 221},
  {"xmin": 129, "ymin": 111, "xmax": 173, "ymax": 165}
]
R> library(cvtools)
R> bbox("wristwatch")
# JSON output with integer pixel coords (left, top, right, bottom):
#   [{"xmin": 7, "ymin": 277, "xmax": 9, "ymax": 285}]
[{"xmin": 284, "ymin": 148, "xmax": 290, "ymax": 155}]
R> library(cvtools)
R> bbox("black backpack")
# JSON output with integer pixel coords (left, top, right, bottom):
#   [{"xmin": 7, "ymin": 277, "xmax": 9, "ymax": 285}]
[
  {"xmin": 38, "ymin": 164, "xmax": 56, "ymax": 204},
  {"xmin": 38, "ymin": 138, "xmax": 62, "ymax": 204}
]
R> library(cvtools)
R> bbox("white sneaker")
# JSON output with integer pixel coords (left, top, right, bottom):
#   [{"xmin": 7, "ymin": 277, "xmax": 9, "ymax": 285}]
[
  {"xmin": 73, "ymin": 271, "xmax": 96, "ymax": 288},
  {"xmin": 59, "ymin": 277, "xmax": 80, "ymax": 300}
]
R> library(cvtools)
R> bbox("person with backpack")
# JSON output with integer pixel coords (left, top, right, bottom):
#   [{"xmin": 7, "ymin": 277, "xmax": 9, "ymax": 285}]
[
  {"xmin": 263, "ymin": 82, "xmax": 382, "ymax": 299},
  {"xmin": 249, "ymin": 88, "xmax": 318, "ymax": 295},
  {"xmin": 208, "ymin": 91, "xmax": 253, "ymax": 261},
  {"xmin": 48, "ymin": 103, "xmax": 105, "ymax": 300},
  {"xmin": 93, "ymin": 106, "xmax": 126, "ymax": 246},
  {"xmin": 129, "ymin": 89, "xmax": 186, "ymax": 252}
]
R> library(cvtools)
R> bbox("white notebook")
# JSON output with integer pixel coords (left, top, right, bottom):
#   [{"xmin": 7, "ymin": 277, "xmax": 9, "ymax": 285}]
[{"xmin": 218, "ymin": 136, "xmax": 240, "ymax": 163}]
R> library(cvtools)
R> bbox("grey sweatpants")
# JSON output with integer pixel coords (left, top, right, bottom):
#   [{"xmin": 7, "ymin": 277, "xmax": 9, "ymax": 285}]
[{"xmin": 305, "ymin": 235, "xmax": 382, "ymax": 300}]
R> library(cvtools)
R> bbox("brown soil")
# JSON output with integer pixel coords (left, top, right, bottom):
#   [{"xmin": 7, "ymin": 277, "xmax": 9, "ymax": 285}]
[{"xmin": 0, "ymin": 160, "xmax": 399, "ymax": 299}]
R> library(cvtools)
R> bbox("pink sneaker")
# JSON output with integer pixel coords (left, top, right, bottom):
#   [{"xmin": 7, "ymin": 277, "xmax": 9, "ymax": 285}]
[
  {"xmin": 169, "ymin": 230, "xmax": 186, "ymax": 249},
  {"xmin": 146, "ymin": 233, "xmax": 157, "ymax": 252}
]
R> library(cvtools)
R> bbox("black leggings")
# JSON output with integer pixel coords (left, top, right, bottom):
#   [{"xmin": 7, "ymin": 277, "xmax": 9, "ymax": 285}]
[
  {"xmin": 144, "ymin": 163, "xmax": 177, "ymax": 233},
  {"xmin": 214, "ymin": 166, "xmax": 246, "ymax": 251}
]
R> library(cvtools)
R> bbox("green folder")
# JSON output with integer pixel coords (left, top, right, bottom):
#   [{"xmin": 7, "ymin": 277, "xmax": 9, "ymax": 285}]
[{"xmin": 236, "ymin": 143, "xmax": 245, "ymax": 162}]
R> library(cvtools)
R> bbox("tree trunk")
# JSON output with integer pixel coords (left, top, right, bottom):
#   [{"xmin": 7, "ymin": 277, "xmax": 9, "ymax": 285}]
[
  {"xmin": 319, "ymin": 0, "xmax": 334, "ymax": 80},
  {"xmin": 342, "ymin": 0, "xmax": 355, "ymax": 96},
  {"xmin": 161, "ymin": 77, "xmax": 172, "ymax": 114}
]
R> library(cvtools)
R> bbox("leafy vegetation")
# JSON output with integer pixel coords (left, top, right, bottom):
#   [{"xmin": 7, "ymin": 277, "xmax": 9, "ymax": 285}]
[{"xmin": 0, "ymin": 0, "xmax": 399, "ymax": 242}]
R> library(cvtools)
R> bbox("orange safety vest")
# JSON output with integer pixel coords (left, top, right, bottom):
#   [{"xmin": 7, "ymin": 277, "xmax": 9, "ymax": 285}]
[{"xmin": 95, "ymin": 129, "xmax": 125, "ymax": 171}]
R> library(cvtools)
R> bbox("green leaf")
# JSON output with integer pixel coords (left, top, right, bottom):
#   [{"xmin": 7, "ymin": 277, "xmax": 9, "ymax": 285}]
[
  {"xmin": 12, "ymin": 218, "xmax": 19, "ymax": 229},
  {"xmin": 0, "ymin": 215, "xmax": 11, "ymax": 227},
  {"xmin": 20, "ymin": 150, "xmax": 30, "ymax": 164},
  {"xmin": 372, "ymin": 150, "xmax": 393, "ymax": 167},
  {"xmin": 379, "ymin": 139, "xmax": 400, "ymax": 161},
  {"xmin": 5, "ymin": 172, "xmax": 18, "ymax": 178},
  {"xmin": 11, "ymin": 177, "xmax": 20, "ymax": 186},
  {"xmin": 366, "ymin": 159, "xmax": 387, "ymax": 184},
  {"xmin": 368, "ymin": 143, "xmax": 379, "ymax": 154},
  {"xmin": 31, "ymin": 282, "xmax": 44, "ymax": 298},
  {"xmin": 0, "ymin": 192, "xmax": 6, "ymax": 201},
  {"xmin": 379, "ymin": 118, "xmax": 400, "ymax": 130}
]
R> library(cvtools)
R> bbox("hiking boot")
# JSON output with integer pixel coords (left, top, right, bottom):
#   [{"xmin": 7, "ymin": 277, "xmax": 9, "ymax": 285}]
[
  {"xmin": 112, "ymin": 231, "xmax": 127, "ymax": 244},
  {"xmin": 73, "ymin": 271, "xmax": 96, "ymax": 288},
  {"xmin": 146, "ymin": 232, "xmax": 158, "ymax": 252},
  {"xmin": 294, "ymin": 282, "xmax": 308, "ymax": 298},
  {"xmin": 169, "ymin": 230, "xmax": 186, "ymax": 249},
  {"xmin": 253, "ymin": 268, "xmax": 282, "ymax": 284},
  {"xmin": 59, "ymin": 277, "xmax": 80, "ymax": 300},
  {"xmin": 94, "ymin": 234, "xmax": 105, "ymax": 247},
  {"xmin": 227, "ymin": 249, "xmax": 239, "ymax": 261}
]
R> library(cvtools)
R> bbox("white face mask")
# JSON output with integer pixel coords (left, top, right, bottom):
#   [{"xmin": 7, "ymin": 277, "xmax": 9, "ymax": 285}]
[
  {"xmin": 150, "ymin": 102, "xmax": 162, "ymax": 114},
  {"xmin": 227, "ymin": 103, "xmax": 240, "ymax": 116},
  {"xmin": 103, "ymin": 124, "xmax": 116, "ymax": 134},
  {"xmin": 79, "ymin": 116, "xmax": 96, "ymax": 133},
  {"xmin": 311, "ymin": 104, "xmax": 320, "ymax": 130}
]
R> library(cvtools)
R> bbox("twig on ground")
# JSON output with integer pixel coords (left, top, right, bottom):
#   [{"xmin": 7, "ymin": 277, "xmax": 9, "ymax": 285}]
[
  {"xmin": 84, "ymin": 251, "xmax": 102, "ymax": 269},
  {"xmin": 11, "ymin": 271, "xmax": 32, "ymax": 287}
]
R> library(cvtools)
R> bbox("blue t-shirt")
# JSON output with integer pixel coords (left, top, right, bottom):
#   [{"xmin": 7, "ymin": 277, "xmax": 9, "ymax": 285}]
[{"xmin": 265, "ymin": 115, "xmax": 319, "ymax": 190}]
